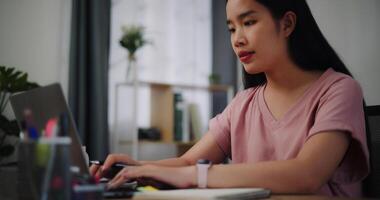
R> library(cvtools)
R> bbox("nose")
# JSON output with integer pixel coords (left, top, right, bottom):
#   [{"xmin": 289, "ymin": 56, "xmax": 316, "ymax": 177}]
[{"xmin": 233, "ymin": 28, "xmax": 247, "ymax": 47}]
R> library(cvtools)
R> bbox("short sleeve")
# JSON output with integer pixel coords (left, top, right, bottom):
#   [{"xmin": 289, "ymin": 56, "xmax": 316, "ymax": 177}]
[
  {"xmin": 308, "ymin": 78, "xmax": 369, "ymax": 183},
  {"xmin": 208, "ymin": 91, "xmax": 246, "ymax": 158}
]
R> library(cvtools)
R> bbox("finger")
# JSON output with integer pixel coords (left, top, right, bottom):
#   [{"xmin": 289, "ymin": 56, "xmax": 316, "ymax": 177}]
[
  {"xmin": 108, "ymin": 170, "xmax": 129, "ymax": 189},
  {"xmin": 108, "ymin": 167, "xmax": 131, "ymax": 187},
  {"xmin": 89, "ymin": 164, "xmax": 100, "ymax": 176},
  {"xmin": 94, "ymin": 164, "xmax": 105, "ymax": 178},
  {"xmin": 111, "ymin": 167, "xmax": 126, "ymax": 183},
  {"xmin": 102, "ymin": 154, "xmax": 132, "ymax": 171},
  {"xmin": 101, "ymin": 155, "xmax": 117, "ymax": 172}
]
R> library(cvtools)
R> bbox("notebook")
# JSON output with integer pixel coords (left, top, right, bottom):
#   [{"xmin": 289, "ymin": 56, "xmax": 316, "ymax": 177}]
[{"xmin": 132, "ymin": 188, "xmax": 271, "ymax": 200}]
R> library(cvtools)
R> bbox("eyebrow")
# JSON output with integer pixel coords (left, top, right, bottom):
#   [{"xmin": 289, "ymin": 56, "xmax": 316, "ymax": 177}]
[{"xmin": 226, "ymin": 10, "xmax": 257, "ymax": 25}]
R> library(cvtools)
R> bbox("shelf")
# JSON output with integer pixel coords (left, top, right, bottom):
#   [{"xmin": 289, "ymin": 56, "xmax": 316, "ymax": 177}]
[
  {"xmin": 116, "ymin": 81, "xmax": 233, "ymax": 92},
  {"xmin": 119, "ymin": 140, "xmax": 197, "ymax": 157},
  {"xmin": 119, "ymin": 140, "xmax": 196, "ymax": 146},
  {"xmin": 139, "ymin": 140, "xmax": 197, "ymax": 146},
  {"xmin": 114, "ymin": 80, "xmax": 233, "ymax": 159}
]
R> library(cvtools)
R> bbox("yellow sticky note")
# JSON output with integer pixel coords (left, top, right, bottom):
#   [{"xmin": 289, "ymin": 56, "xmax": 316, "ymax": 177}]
[{"xmin": 137, "ymin": 186, "xmax": 159, "ymax": 192}]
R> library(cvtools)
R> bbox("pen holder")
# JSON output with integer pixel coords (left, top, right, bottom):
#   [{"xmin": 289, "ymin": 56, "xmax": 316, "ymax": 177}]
[{"xmin": 18, "ymin": 137, "xmax": 72, "ymax": 200}]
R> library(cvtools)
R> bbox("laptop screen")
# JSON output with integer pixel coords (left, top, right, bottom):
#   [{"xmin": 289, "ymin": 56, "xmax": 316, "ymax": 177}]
[{"xmin": 10, "ymin": 83, "xmax": 89, "ymax": 175}]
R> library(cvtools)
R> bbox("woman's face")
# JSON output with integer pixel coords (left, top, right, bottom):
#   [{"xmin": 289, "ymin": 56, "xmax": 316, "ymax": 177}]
[{"xmin": 226, "ymin": 0, "xmax": 289, "ymax": 74}]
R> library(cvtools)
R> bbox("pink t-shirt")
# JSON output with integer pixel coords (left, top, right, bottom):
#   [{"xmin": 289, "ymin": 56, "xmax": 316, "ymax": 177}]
[{"xmin": 209, "ymin": 68, "xmax": 369, "ymax": 197}]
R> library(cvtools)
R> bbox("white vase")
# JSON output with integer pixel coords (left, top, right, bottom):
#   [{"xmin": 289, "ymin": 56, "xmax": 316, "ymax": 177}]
[
  {"xmin": 126, "ymin": 55, "xmax": 137, "ymax": 83},
  {"xmin": 125, "ymin": 53, "xmax": 139, "ymax": 159}
]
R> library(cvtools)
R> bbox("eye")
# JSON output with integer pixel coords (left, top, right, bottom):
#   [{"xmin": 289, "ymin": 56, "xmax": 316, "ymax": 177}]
[
  {"xmin": 228, "ymin": 27, "xmax": 236, "ymax": 33},
  {"xmin": 244, "ymin": 20, "xmax": 257, "ymax": 26}
]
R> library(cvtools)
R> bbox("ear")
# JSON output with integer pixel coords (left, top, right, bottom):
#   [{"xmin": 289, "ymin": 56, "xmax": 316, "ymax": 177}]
[{"xmin": 281, "ymin": 11, "xmax": 297, "ymax": 37}]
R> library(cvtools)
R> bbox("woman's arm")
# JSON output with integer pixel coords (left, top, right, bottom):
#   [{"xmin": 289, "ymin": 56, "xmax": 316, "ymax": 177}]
[
  {"xmin": 204, "ymin": 131, "xmax": 350, "ymax": 193},
  {"xmin": 91, "ymin": 132, "xmax": 225, "ymax": 176},
  {"xmin": 141, "ymin": 132, "xmax": 226, "ymax": 166},
  {"xmin": 109, "ymin": 131, "xmax": 349, "ymax": 194}
]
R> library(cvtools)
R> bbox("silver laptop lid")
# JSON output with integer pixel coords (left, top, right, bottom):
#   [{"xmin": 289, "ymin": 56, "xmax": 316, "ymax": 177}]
[{"xmin": 9, "ymin": 83, "xmax": 89, "ymax": 175}]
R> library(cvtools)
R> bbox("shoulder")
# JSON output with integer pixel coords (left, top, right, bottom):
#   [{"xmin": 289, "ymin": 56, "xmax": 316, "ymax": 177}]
[
  {"xmin": 311, "ymin": 69, "xmax": 364, "ymax": 118},
  {"xmin": 226, "ymin": 86, "xmax": 262, "ymax": 112},
  {"xmin": 320, "ymin": 69, "xmax": 363, "ymax": 100},
  {"xmin": 232, "ymin": 86, "xmax": 262, "ymax": 104}
]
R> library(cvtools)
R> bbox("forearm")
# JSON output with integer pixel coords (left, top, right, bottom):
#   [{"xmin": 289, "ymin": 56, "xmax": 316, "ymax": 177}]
[
  {"xmin": 139, "ymin": 133, "xmax": 225, "ymax": 167},
  {"xmin": 140, "ymin": 157, "xmax": 193, "ymax": 167},
  {"xmin": 206, "ymin": 160, "xmax": 318, "ymax": 194}
]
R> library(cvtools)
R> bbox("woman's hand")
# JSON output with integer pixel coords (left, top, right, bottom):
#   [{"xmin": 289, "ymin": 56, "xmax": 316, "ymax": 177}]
[
  {"xmin": 107, "ymin": 165, "xmax": 197, "ymax": 190},
  {"xmin": 89, "ymin": 154, "xmax": 141, "ymax": 178}
]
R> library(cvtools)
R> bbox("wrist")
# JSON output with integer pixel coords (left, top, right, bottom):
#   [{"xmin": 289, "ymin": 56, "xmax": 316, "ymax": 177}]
[
  {"xmin": 189, "ymin": 165, "xmax": 197, "ymax": 187},
  {"xmin": 174, "ymin": 166, "xmax": 197, "ymax": 188},
  {"xmin": 196, "ymin": 159, "xmax": 212, "ymax": 188}
]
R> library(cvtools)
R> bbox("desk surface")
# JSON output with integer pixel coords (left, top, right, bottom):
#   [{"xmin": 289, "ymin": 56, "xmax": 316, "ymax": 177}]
[
  {"xmin": 1, "ymin": 166, "xmax": 374, "ymax": 200},
  {"xmin": 113, "ymin": 194, "xmax": 373, "ymax": 200},
  {"xmin": 268, "ymin": 195, "xmax": 372, "ymax": 200}
]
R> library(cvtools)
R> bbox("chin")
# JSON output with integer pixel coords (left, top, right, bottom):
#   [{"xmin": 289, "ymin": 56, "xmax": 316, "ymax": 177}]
[{"xmin": 243, "ymin": 64, "xmax": 265, "ymax": 75}]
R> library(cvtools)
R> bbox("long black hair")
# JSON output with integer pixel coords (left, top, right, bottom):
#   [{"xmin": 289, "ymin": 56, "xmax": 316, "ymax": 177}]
[
  {"xmin": 242, "ymin": 2, "xmax": 372, "ymax": 175},
  {"xmin": 239, "ymin": 0, "xmax": 353, "ymax": 89}
]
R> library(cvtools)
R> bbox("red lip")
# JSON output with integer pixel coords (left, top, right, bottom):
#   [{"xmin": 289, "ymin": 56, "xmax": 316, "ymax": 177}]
[{"xmin": 238, "ymin": 51, "xmax": 255, "ymax": 63}]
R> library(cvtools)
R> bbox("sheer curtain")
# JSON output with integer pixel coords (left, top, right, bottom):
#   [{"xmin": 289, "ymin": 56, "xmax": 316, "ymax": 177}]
[{"xmin": 109, "ymin": 0, "xmax": 212, "ymax": 153}]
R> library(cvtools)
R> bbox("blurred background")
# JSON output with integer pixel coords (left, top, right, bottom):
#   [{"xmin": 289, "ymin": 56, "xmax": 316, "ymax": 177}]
[{"xmin": 0, "ymin": 0, "xmax": 379, "ymax": 161}]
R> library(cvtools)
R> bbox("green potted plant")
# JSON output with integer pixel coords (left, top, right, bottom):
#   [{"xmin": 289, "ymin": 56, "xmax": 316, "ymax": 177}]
[
  {"xmin": 208, "ymin": 73, "xmax": 221, "ymax": 85},
  {"xmin": 0, "ymin": 66, "xmax": 39, "ymax": 164},
  {"xmin": 119, "ymin": 25, "xmax": 148, "ymax": 82}
]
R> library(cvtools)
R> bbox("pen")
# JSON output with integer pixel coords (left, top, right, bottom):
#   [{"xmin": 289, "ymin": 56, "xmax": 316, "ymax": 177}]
[
  {"xmin": 90, "ymin": 160, "xmax": 129, "ymax": 167},
  {"xmin": 90, "ymin": 160, "xmax": 104, "ymax": 165}
]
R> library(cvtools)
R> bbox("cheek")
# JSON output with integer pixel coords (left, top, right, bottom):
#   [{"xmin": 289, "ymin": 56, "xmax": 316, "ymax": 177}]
[
  {"xmin": 255, "ymin": 32, "xmax": 283, "ymax": 61},
  {"xmin": 231, "ymin": 37, "xmax": 236, "ymax": 53},
  {"xmin": 253, "ymin": 27, "xmax": 278, "ymax": 51}
]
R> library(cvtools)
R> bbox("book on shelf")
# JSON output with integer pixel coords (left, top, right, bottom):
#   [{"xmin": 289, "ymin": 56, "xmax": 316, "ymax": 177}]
[
  {"xmin": 173, "ymin": 93, "xmax": 190, "ymax": 142},
  {"xmin": 188, "ymin": 103, "xmax": 202, "ymax": 141},
  {"xmin": 173, "ymin": 94, "xmax": 203, "ymax": 143},
  {"xmin": 173, "ymin": 93, "xmax": 183, "ymax": 141}
]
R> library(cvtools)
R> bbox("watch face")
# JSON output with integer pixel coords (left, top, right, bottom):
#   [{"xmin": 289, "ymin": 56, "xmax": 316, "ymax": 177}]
[{"xmin": 197, "ymin": 159, "xmax": 211, "ymax": 164}]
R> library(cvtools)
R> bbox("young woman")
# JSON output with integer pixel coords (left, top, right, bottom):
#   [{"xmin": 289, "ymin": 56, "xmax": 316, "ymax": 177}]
[{"xmin": 91, "ymin": 0, "xmax": 369, "ymax": 197}]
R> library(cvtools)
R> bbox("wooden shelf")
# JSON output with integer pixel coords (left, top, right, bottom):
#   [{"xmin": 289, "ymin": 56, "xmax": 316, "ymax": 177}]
[
  {"xmin": 139, "ymin": 140, "xmax": 197, "ymax": 157},
  {"xmin": 114, "ymin": 80, "xmax": 233, "ymax": 159},
  {"xmin": 116, "ymin": 81, "xmax": 233, "ymax": 92},
  {"xmin": 119, "ymin": 140, "xmax": 197, "ymax": 157},
  {"xmin": 119, "ymin": 140, "xmax": 197, "ymax": 145},
  {"xmin": 138, "ymin": 140, "xmax": 197, "ymax": 146}
]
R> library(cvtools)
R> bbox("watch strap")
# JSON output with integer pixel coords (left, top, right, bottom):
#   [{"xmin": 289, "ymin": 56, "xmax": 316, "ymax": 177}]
[{"xmin": 197, "ymin": 159, "xmax": 211, "ymax": 188}]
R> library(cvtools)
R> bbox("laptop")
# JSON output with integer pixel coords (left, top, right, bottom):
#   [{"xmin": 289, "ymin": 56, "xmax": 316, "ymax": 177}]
[
  {"xmin": 10, "ymin": 83, "xmax": 89, "ymax": 175},
  {"xmin": 10, "ymin": 83, "xmax": 138, "ymax": 198}
]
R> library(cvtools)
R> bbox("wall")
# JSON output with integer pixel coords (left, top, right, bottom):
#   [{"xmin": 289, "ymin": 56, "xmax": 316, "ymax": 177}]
[
  {"xmin": 307, "ymin": 0, "xmax": 380, "ymax": 105},
  {"xmin": 0, "ymin": 0, "xmax": 71, "ymax": 117}
]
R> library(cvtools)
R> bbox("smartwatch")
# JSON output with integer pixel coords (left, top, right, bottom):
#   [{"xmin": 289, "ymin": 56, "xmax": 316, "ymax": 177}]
[{"xmin": 196, "ymin": 159, "xmax": 212, "ymax": 188}]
